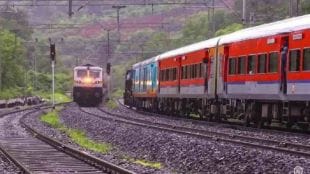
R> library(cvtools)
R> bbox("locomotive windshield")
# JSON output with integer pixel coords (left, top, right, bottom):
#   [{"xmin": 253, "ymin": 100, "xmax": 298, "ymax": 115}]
[
  {"xmin": 89, "ymin": 70, "xmax": 101, "ymax": 78},
  {"xmin": 76, "ymin": 69, "xmax": 101, "ymax": 78},
  {"xmin": 77, "ymin": 70, "xmax": 87, "ymax": 77}
]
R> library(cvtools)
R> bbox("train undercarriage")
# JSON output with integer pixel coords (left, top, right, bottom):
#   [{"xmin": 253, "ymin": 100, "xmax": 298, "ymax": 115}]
[
  {"xmin": 73, "ymin": 87, "xmax": 103, "ymax": 106},
  {"xmin": 124, "ymin": 95, "xmax": 310, "ymax": 130}
]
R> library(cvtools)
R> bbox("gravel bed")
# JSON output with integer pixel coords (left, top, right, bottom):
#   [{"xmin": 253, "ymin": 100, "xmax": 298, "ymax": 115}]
[
  {"xmin": 23, "ymin": 104, "xmax": 164, "ymax": 174},
  {"xmin": 0, "ymin": 151, "xmax": 21, "ymax": 174},
  {"xmin": 99, "ymin": 100, "xmax": 310, "ymax": 146},
  {"xmin": 0, "ymin": 111, "xmax": 32, "ymax": 174},
  {"xmin": 65, "ymin": 105, "xmax": 309, "ymax": 173}
]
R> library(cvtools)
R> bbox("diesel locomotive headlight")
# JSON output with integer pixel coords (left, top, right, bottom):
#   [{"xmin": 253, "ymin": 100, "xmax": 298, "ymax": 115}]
[{"xmin": 82, "ymin": 77, "xmax": 93, "ymax": 84}]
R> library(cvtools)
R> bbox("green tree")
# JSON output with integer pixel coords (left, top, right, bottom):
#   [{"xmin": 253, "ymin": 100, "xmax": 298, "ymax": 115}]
[
  {"xmin": 0, "ymin": 29, "xmax": 26, "ymax": 90},
  {"xmin": 302, "ymin": 0, "xmax": 310, "ymax": 14},
  {"xmin": 215, "ymin": 23, "xmax": 243, "ymax": 36}
]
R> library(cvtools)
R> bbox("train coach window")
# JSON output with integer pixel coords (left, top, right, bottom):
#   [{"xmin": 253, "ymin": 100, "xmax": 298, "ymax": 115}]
[
  {"xmin": 192, "ymin": 64, "xmax": 197, "ymax": 78},
  {"xmin": 289, "ymin": 50, "xmax": 301, "ymax": 71},
  {"xmin": 303, "ymin": 49, "xmax": 310, "ymax": 71},
  {"xmin": 198, "ymin": 63, "xmax": 203, "ymax": 77},
  {"xmin": 229, "ymin": 58, "xmax": 236, "ymax": 75},
  {"xmin": 268, "ymin": 52, "xmax": 278, "ymax": 73},
  {"xmin": 173, "ymin": 68, "xmax": 177, "ymax": 80},
  {"xmin": 187, "ymin": 65, "xmax": 191, "ymax": 79},
  {"xmin": 184, "ymin": 66, "xmax": 188, "ymax": 79},
  {"xmin": 237, "ymin": 57, "xmax": 246, "ymax": 74},
  {"xmin": 247, "ymin": 55, "xmax": 256, "ymax": 74},
  {"xmin": 166, "ymin": 69, "xmax": 170, "ymax": 81},
  {"xmin": 258, "ymin": 54, "xmax": 267, "ymax": 73}
]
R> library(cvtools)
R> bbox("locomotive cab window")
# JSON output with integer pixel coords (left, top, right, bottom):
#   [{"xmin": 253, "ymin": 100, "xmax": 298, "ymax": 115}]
[
  {"xmin": 258, "ymin": 54, "xmax": 267, "ymax": 73},
  {"xmin": 289, "ymin": 50, "xmax": 301, "ymax": 71},
  {"xmin": 229, "ymin": 58, "xmax": 236, "ymax": 75},
  {"xmin": 303, "ymin": 48, "xmax": 310, "ymax": 71},
  {"xmin": 77, "ymin": 70, "xmax": 87, "ymax": 77},
  {"xmin": 268, "ymin": 52, "xmax": 278, "ymax": 73},
  {"xmin": 237, "ymin": 57, "xmax": 246, "ymax": 74},
  {"xmin": 247, "ymin": 55, "xmax": 256, "ymax": 74},
  {"xmin": 89, "ymin": 71, "xmax": 100, "ymax": 78}
]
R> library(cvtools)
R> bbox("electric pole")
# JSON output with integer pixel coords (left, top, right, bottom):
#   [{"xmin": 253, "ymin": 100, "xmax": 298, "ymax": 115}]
[
  {"xmin": 212, "ymin": 0, "xmax": 215, "ymax": 34},
  {"xmin": 289, "ymin": 0, "xmax": 300, "ymax": 17},
  {"xmin": 242, "ymin": 0, "xmax": 246, "ymax": 25},
  {"xmin": 34, "ymin": 38, "xmax": 38, "ymax": 90},
  {"xmin": 106, "ymin": 29, "xmax": 111, "ymax": 62},
  {"xmin": 112, "ymin": 5, "xmax": 126, "ymax": 41},
  {"xmin": 68, "ymin": 0, "xmax": 73, "ymax": 17}
]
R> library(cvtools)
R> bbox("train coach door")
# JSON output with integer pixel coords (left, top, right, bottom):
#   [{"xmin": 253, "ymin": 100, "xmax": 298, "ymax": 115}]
[
  {"xmin": 280, "ymin": 36, "xmax": 289, "ymax": 94},
  {"xmin": 203, "ymin": 57, "xmax": 209, "ymax": 93},
  {"xmin": 151, "ymin": 64, "xmax": 157, "ymax": 92}
]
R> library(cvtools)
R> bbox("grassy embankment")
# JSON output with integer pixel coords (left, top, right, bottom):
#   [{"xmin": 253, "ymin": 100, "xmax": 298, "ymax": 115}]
[
  {"xmin": 41, "ymin": 110, "xmax": 162, "ymax": 169},
  {"xmin": 40, "ymin": 110, "xmax": 111, "ymax": 153}
]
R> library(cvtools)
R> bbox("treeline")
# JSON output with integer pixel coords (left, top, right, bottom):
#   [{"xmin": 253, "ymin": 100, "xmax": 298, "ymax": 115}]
[{"xmin": 0, "ymin": 8, "xmax": 72, "ymax": 99}]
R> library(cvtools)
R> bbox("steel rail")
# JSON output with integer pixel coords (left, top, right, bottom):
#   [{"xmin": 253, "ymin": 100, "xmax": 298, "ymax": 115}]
[
  {"xmin": 80, "ymin": 106, "xmax": 310, "ymax": 158},
  {"xmin": 0, "ymin": 103, "xmax": 135, "ymax": 174}
]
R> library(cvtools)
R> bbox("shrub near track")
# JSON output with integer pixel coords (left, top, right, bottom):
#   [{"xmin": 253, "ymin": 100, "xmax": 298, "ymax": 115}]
[{"xmin": 40, "ymin": 110, "xmax": 112, "ymax": 154}]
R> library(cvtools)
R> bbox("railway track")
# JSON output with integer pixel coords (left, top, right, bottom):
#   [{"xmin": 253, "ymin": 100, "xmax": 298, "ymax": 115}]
[
  {"xmin": 80, "ymin": 105, "xmax": 310, "ymax": 158},
  {"xmin": 0, "ymin": 104, "xmax": 134, "ymax": 174}
]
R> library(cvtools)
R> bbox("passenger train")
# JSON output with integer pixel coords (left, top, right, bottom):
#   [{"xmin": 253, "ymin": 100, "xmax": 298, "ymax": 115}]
[
  {"xmin": 124, "ymin": 14, "xmax": 310, "ymax": 128},
  {"xmin": 73, "ymin": 64, "xmax": 106, "ymax": 106}
]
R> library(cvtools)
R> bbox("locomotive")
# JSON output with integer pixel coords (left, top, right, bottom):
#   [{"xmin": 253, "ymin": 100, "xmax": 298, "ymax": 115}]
[
  {"xmin": 124, "ymin": 14, "xmax": 310, "ymax": 129},
  {"xmin": 73, "ymin": 64, "xmax": 106, "ymax": 106}
]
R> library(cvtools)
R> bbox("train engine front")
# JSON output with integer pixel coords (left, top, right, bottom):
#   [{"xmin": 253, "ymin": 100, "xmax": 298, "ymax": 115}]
[{"xmin": 73, "ymin": 64, "xmax": 104, "ymax": 106}]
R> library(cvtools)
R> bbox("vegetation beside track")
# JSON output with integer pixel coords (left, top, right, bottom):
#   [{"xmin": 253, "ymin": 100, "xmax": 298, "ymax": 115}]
[
  {"xmin": 40, "ymin": 110, "xmax": 112, "ymax": 154},
  {"xmin": 36, "ymin": 92, "xmax": 71, "ymax": 103},
  {"xmin": 41, "ymin": 109, "xmax": 164, "ymax": 169},
  {"xmin": 106, "ymin": 100, "xmax": 118, "ymax": 110},
  {"xmin": 130, "ymin": 158, "xmax": 162, "ymax": 169}
]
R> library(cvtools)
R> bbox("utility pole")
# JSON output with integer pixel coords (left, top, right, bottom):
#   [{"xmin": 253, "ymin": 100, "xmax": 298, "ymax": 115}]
[
  {"xmin": 106, "ymin": 29, "xmax": 111, "ymax": 62},
  {"xmin": 68, "ymin": 0, "xmax": 73, "ymax": 17},
  {"xmin": 212, "ymin": 0, "xmax": 215, "ymax": 34},
  {"xmin": 34, "ymin": 38, "xmax": 38, "ymax": 90},
  {"xmin": 242, "ymin": 0, "xmax": 246, "ymax": 25},
  {"xmin": 140, "ymin": 44, "xmax": 144, "ymax": 60},
  {"xmin": 289, "ymin": 0, "xmax": 300, "ymax": 17},
  {"xmin": 249, "ymin": 12, "xmax": 255, "ymax": 26},
  {"xmin": 50, "ymin": 42, "xmax": 56, "ymax": 108},
  {"xmin": 112, "ymin": 5, "xmax": 126, "ymax": 41},
  {"xmin": 297, "ymin": 0, "xmax": 300, "ymax": 16},
  {"xmin": 289, "ymin": 0, "xmax": 293, "ymax": 17}
]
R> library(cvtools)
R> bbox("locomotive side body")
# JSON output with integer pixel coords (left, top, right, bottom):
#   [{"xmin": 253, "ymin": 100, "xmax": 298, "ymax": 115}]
[{"xmin": 73, "ymin": 65, "xmax": 104, "ymax": 106}]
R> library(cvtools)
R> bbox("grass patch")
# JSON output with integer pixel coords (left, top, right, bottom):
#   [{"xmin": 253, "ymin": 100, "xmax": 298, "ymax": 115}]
[
  {"xmin": 40, "ymin": 111, "xmax": 111, "ymax": 154},
  {"xmin": 106, "ymin": 100, "xmax": 118, "ymax": 109},
  {"xmin": 124, "ymin": 156, "xmax": 163, "ymax": 169},
  {"xmin": 36, "ymin": 92, "xmax": 72, "ymax": 103},
  {"xmin": 40, "ymin": 111, "xmax": 62, "ymax": 128},
  {"xmin": 111, "ymin": 88, "xmax": 124, "ymax": 99},
  {"xmin": 134, "ymin": 159, "xmax": 162, "ymax": 169},
  {"xmin": 65, "ymin": 129, "xmax": 111, "ymax": 153}
]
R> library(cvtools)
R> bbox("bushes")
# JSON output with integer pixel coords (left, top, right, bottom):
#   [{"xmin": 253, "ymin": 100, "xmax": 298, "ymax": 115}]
[{"xmin": 0, "ymin": 88, "xmax": 24, "ymax": 100}]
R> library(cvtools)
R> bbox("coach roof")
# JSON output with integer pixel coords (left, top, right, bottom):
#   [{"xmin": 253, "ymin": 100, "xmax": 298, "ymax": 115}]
[
  {"xmin": 157, "ymin": 37, "xmax": 220, "ymax": 61},
  {"xmin": 136, "ymin": 14, "xmax": 310, "ymax": 64},
  {"xmin": 220, "ymin": 14, "xmax": 310, "ymax": 44}
]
